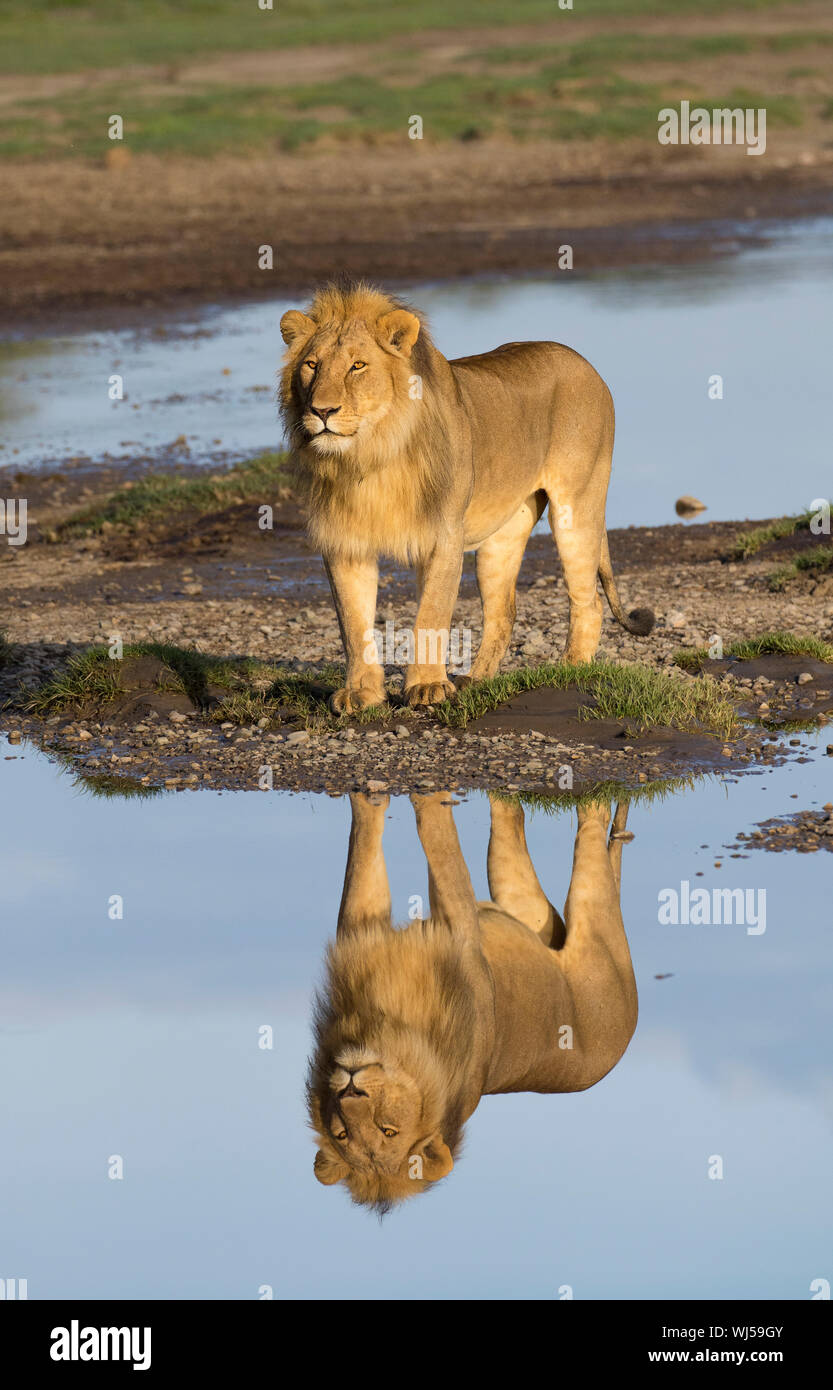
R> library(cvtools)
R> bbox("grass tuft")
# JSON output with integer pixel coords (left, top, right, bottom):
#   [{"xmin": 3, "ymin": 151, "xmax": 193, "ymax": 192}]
[
  {"xmin": 496, "ymin": 770, "xmax": 703, "ymax": 813},
  {"xmin": 730, "ymin": 504, "xmax": 831, "ymax": 560},
  {"xmin": 16, "ymin": 641, "xmax": 408, "ymax": 731},
  {"xmin": 434, "ymin": 660, "xmax": 738, "ymax": 738},
  {"xmin": 52, "ymin": 451, "xmax": 291, "ymax": 540},
  {"xmin": 674, "ymin": 631, "xmax": 833, "ymax": 671},
  {"xmin": 767, "ymin": 548, "xmax": 833, "ymax": 591}
]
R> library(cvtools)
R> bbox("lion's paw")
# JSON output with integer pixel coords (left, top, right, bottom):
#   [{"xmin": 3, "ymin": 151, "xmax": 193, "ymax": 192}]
[
  {"xmin": 329, "ymin": 686, "xmax": 388, "ymax": 715},
  {"xmin": 404, "ymin": 679, "xmax": 457, "ymax": 708}
]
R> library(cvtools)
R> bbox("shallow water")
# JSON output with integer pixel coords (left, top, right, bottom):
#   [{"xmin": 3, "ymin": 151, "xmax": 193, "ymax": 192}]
[
  {"xmin": 1, "ymin": 733, "xmax": 831, "ymax": 1299},
  {"xmin": 2, "ymin": 217, "xmax": 832, "ymax": 529}
]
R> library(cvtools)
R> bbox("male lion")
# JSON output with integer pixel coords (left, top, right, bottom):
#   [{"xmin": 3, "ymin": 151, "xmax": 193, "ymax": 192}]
[
  {"xmin": 280, "ymin": 279, "xmax": 654, "ymax": 711},
  {"xmin": 307, "ymin": 792, "xmax": 638, "ymax": 1212}
]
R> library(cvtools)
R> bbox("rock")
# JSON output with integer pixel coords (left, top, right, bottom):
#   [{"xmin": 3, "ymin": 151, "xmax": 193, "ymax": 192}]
[
  {"xmin": 7, "ymin": 731, "xmax": 21, "ymax": 745},
  {"xmin": 675, "ymin": 495, "xmax": 707, "ymax": 518},
  {"xmin": 286, "ymin": 730, "xmax": 310, "ymax": 746},
  {"xmin": 367, "ymin": 779, "xmax": 387, "ymax": 792},
  {"xmin": 395, "ymin": 725, "xmax": 410, "ymax": 737},
  {"xmin": 796, "ymin": 672, "xmax": 813, "ymax": 685},
  {"xmin": 169, "ymin": 710, "xmax": 188, "ymax": 723}
]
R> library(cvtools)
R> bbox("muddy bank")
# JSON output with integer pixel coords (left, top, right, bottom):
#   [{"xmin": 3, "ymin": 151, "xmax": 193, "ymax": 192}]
[
  {"xmin": 3, "ymin": 456, "xmax": 833, "ymax": 795},
  {"xmin": 2, "ymin": 630, "xmax": 830, "ymax": 797},
  {"xmin": 694, "ymin": 654, "xmax": 833, "ymax": 726},
  {"xmin": 3, "ymin": 151, "xmax": 832, "ymax": 327},
  {"xmin": 0, "ymin": 689, "xmax": 782, "ymax": 799}
]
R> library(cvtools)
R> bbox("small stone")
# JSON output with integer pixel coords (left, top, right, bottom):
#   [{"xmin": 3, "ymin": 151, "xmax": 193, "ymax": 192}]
[
  {"xmin": 796, "ymin": 672, "xmax": 813, "ymax": 685},
  {"xmin": 286, "ymin": 730, "xmax": 310, "ymax": 746},
  {"xmin": 169, "ymin": 710, "xmax": 188, "ymax": 723},
  {"xmin": 367, "ymin": 779, "xmax": 387, "ymax": 792},
  {"xmin": 395, "ymin": 725, "xmax": 410, "ymax": 737},
  {"xmin": 7, "ymin": 731, "xmax": 21, "ymax": 745},
  {"xmin": 77, "ymin": 729, "xmax": 91, "ymax": 741},
  {"xmin": 675, "ymin": 495, "xmax": 706, "ymax": 518}
]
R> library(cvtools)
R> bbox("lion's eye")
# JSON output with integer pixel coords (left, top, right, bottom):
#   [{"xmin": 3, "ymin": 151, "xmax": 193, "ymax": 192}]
[
  {"xmin": 381, "ymin": 1127, "xmax": 398, "ymax": 1138},
  {"xmin": 335, "ymin": 1131, "xmax": 347, "ymax": 1141},
  {"xmin": 351, "ymin": 361, "xmax": 366, "ymax": 372},
  {"xmin": 303, "ymin": 359, "xmax": 316, "ymax": 370}
]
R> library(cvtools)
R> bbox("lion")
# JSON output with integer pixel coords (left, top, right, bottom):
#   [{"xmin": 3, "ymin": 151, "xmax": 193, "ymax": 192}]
[
  {"xmin": 307, "ymin": 791, "xmax": 638, "ymax": 1212},
  {"xmin": 280, "ymin": 278, "xmax": 654, "ymax": 712}
]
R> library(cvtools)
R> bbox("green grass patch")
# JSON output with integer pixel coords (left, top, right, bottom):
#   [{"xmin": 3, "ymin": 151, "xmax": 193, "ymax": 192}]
[
  {"xmin": 497, "ymin": 771, "xmax": 703, "ymax": 813},
  {"xmin": 20, "ymin": 646, "xmax": 740, "ymax": 741},
  {"xmin": 766, "ymin": 31, "xmax": 833, "ymax": 53},
  {"xmin": 674, "ymin": 631, "xmax": 833, "ymax": 672},
  {"xmin": 17, "ymin": 641, "xmax": 402, "ymax": 732},
  {"xmin": 0, "ymin": 0, "xmax": 809, "ymax": 76},
  {"xmin": 0, "ymin": 46, "xmax": 808, "ymax": 158},
  {"xmin": 434, "ymin": 660, "xmax": 738, "ymax": 739},
  {"xmin": 474, "ymin": 33, "xmax": 752, "ymax": 69},
  {"xmin": 68, "ymin": 768, "xmax": 164, "ymax": 799},
  {"xmin": 767, "ymin": 549, "xmax": 833, "ymax": 591},
  {"xmin": 53, "ymin": 451, "xmax": 291, "ymax": 540},
  {"xmin": 731, "ymin": 507, "xmax": 821, "ymax": 560}
]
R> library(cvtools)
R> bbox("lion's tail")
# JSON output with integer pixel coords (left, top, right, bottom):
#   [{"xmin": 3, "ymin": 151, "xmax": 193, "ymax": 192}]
[{"xmin": 598, "ymin": 531, "xmax": 655, "ymax": 637}]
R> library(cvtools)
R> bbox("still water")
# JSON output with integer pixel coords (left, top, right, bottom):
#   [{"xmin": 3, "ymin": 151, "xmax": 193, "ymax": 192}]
[
  {"xmin": 1, "ymin": 733, "xmax": 831, "ymax": 1299},
  {"xmin": 1, "ymin": 217, "xmax": 831, "ymax": 529}
]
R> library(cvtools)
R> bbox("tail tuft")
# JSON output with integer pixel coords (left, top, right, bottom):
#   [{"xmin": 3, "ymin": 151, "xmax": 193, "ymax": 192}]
[{"xmin": 626, "ymin": 607, "xmax": 655, "ymax": 637}]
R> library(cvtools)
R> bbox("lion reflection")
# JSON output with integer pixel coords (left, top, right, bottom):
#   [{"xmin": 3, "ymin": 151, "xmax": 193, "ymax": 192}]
[{"xmin": 307, "ymin": 792, "xmax": 638, "ymax": 1211}]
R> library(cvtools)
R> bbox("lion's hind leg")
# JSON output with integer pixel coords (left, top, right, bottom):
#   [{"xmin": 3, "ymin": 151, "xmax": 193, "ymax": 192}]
[
  {"xmin": 486, "ymin": 796, "xmax": 564, "ymax": 947},
  {"xmin": 547, "ymin": 489, "xmax": 605, "ymax": 666},
  {"xmin": 460, "ymin": 491, "xmax": 545, "ymax": 687}
]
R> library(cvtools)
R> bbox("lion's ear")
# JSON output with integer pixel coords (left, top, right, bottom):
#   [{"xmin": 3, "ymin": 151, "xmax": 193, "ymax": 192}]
[
  {"xmin": 419, "ymin": 1135, "xmax": 453, "ymax": 1182},
  {"xmin": 280, "ymin": 310, "xmax": 316, "ymax": 346},
  {"xmin": 377, "ymin": 309, "xmax": 420, "ymax": 358},
  {"xmin": 314, "ymin": 1149, "xmax": 348, "ymax": 1186}
]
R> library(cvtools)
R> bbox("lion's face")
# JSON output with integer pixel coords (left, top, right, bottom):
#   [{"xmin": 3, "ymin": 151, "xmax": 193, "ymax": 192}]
[
  {"xmin": 311, "ymin": 1045, "xmax": 453, "ymax": 1197},
  {"xmin": 280, "ymin": 303, "xmax": 420, "ymax": 459}
]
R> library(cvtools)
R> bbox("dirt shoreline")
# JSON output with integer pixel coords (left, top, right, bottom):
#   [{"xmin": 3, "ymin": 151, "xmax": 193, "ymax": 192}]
[
  {"xmin": 2, "ymin": 150, "xmax": 831, "ymax": 328},
  {"xmin": 2, "ymin": 478, "xmax": 832, "ymax": 793}
]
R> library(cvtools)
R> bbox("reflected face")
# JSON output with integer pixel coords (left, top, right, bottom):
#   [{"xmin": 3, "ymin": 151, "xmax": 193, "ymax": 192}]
[
  {"xmin": 322, "ymin": 1051, "xmax": 425, "ymax": 1173},
  {"xmin": 310, "ymin": 1040, "xmax": 456, "ymax": 1202}
]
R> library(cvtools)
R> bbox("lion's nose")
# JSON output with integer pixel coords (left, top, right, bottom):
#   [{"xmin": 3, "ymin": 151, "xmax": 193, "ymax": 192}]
[
  {"xmin": 311, "ymin": 406, "xmax": 340, "ymax": 422},
  {"xmin": 339, "ymin": 1078, "xmax": 366, "ymax": 1098}
]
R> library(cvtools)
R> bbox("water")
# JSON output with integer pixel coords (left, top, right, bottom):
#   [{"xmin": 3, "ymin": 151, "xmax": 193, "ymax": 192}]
[
  {"xmin": 1, "ymin": 732, "xmax": 831, "ymax": 1299},
  {"xmin": 2, "ymin": 217, "xmax": 831, "ymax": 530}
]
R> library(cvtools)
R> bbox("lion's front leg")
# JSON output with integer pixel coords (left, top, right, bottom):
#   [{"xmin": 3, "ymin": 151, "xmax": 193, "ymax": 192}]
[
  {"xmin": 323, "ymin": 554, "xmax": 387, "ymax": 714},
  {"xmin": 405, "ymin": 538, "xmax": 464, "ymax": 707}
]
